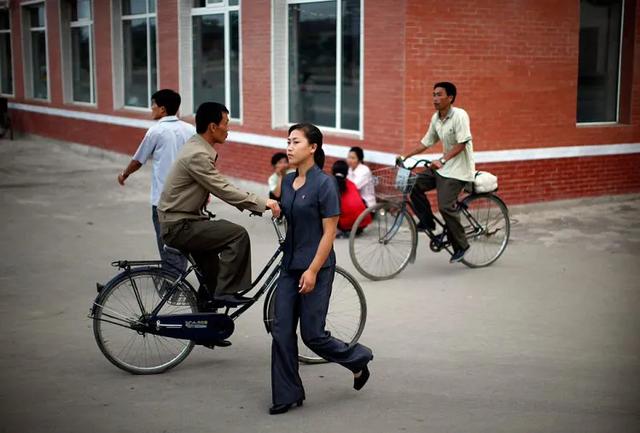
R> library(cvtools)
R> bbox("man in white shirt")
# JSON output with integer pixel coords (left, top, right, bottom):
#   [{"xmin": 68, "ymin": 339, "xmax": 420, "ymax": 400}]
[
  {"xmin": 400, "ymin": 82, "xmax": 475, "ymax": 263},
  {"xmin": 347, "ymin": 146, "xmax": 376, "ymax": 208},
  {"xmin": 117, "ymin": 89, "xmax": 196, "ymax": 274}
]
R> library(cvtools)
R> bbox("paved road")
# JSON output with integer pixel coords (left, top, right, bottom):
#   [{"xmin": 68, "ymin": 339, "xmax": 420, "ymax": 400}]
[{"xmin": 0, "ymin": 137, "xmax": 638, "ymax": 433}]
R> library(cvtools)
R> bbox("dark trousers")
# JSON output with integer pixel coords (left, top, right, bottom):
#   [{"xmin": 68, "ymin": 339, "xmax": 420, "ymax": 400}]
[
  {"xmin": 161, "ymin": 218, "xmax": 252, "ymax": 296},
  {"xmin": 271, "ymin": 266, "xmax": 373, "ymax": 405},
  {"xmin": 409, "ymin": 169, "xmax": 469, "ymax": 251},
  {"xmin": 151, "ymin": 206, "xmax": 187, "ymax": 274}
]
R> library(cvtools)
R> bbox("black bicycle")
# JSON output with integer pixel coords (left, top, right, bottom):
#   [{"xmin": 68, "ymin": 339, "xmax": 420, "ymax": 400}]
[
  {"xmin": 348, "ymin": 159, "xmax": 510, "ymax": 280},
  {"xmin": 90, "ymin": 217, "xmax": 367, "ymax": 374}
]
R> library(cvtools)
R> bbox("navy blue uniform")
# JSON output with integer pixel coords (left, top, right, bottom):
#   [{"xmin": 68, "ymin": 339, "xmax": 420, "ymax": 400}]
[{"xmin": 271, "ymin": 165, "xmax": 373, "ymax": 406}]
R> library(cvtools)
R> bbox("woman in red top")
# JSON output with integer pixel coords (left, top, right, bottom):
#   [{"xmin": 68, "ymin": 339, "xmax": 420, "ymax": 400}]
[{"xmin": 332, "ymin": 160, "xmax": 372, "ymax": 235}]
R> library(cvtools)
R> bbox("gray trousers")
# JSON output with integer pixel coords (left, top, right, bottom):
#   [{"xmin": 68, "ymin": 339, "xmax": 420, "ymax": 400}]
[
  {"xmin": 152, "ymin": 206, "xmax": 187, "ymax": 274},
  {"xmin": 410, "ymin": 169, "xmax": 469, "ymax": 251},
  {"xmin": 271, "ymin": 266, "xmax": 373, "ymax": 405},
  {"xmin": 160, "ymin": 218, "xmax": 252, "ymax": 296}
]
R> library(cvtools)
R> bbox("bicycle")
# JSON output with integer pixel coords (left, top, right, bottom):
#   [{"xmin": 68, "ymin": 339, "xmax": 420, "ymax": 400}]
[
  {"xmin": 90, "ymin": 217, "xmax": 367, "ymax": 374},
  {"xmin": 348, "ymin": 159, "xmax": 510, "ymax": 281}
]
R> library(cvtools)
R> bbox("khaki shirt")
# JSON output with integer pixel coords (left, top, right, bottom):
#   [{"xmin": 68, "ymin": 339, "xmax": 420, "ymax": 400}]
[
  {"xmin": 421, "ymin": 107, "xmax": 476, "ymax": 182},
  {"xmin": 157, "ymin": 134, "xmax": 267, "ymax": 223}
]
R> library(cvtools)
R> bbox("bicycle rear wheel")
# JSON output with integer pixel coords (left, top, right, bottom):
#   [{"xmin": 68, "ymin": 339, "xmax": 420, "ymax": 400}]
[
  {"xmin": 349, "ymin": 202, "xmax": 417, "ymax": 281},
  {"xmin": 266, "ymin": 266, "xmax": 367, "ymax": 364},
  {"xmin": 92, "ymin": 268, "xmax": 198, "ymax": 374},
  {"xmin": 460, "ymin": 194, "xmax": 510, "ymax": 268}
]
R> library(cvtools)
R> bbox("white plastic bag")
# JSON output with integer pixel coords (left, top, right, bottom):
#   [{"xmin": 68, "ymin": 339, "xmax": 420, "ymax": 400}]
[{"xmin": 473, "ymin": 171, "xmax": 498, "ymax": 193}]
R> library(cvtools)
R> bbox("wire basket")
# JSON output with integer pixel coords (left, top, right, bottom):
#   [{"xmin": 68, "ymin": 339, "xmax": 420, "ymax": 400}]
[{"xmin": 372, "ymin": 166, "xmax": 416, "ymax": 201}]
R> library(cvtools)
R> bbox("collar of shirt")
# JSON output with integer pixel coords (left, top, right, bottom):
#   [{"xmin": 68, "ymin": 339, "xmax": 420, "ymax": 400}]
[
  {"xmin": 193, "ymin": 133, "xmax": 219, "ymax": 164},
  {"xmin": 294, "ymin": 164, "xmax": 321, "ymax": 180},
  {"xmin": 437, "ymin": 107, "xmax": 455, "ymax": 123},
  {"xmin": 158, "ymin": 115, "xmax": 179, "ymax": 123}
]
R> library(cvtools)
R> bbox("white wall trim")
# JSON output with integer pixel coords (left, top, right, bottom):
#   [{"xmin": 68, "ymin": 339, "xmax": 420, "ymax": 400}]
[{"xmin": 8, "ymin": 102, "xmax": 640, "ymax": 165}]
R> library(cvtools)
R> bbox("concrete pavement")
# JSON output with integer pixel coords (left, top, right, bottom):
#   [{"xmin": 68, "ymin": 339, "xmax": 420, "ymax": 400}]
[{"xmin": 0, "ymin": 136, "xmax": 638, "ymax": 433}]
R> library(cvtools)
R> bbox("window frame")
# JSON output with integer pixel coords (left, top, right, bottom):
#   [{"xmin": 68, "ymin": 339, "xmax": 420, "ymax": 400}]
[
  {"xmin": 273, "ymin": 0, "xmax": 364, "ymax": 137},
  {"xmin": 21, "ymin": 0, "xmax": 50, "ymax": 101},
  {"xmin": 111, "ymin": 0, "xmax": 159, "ymax": 111},
  {"xmin": 576, "ymin": 0, "xmax": 625, "ymax": 126},
  {"xmin": 60, "ymin": 0, "xmax": 96, "ymax": 106},
  {"xmin": 185, "ymin": 0, "xmax": 243, "ymax": 121},
  {"xmin": 0, "ymin": 5, "xmax": 14, "ymax": 97}
]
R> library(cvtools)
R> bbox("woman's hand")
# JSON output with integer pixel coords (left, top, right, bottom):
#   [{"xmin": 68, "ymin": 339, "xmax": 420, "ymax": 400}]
[{"xmin": 298, "ymin": 269, "xmax": 318, "ymax": 294}]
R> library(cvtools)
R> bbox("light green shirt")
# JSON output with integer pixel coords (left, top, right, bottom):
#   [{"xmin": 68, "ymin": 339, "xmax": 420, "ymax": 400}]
[{"xmin": 421, "ymin": 107, "xmax": 475, "ymax": 182}]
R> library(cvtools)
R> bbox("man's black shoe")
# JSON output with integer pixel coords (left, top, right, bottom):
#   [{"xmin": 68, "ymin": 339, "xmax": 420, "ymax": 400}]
[
  {"xmin": 450, "ymin": 246, "xmax": 470, "ymax": 263},
  {"xmin": 203, "ymin": 340, "xmax": 232, "ymax": 349},
  {"xmin": 213, "ymin": 294, "xmax": 253, "ymax": 306}
]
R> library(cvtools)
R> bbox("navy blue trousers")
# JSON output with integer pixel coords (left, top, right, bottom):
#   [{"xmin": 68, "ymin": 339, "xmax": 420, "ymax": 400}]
[{"xmin": 271, "ymin": 266, "xmax": 373, "ymax": 405}]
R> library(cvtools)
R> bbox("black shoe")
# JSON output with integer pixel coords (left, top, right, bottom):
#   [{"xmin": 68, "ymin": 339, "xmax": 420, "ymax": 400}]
[
  {"xmin": 213, "ymin": 294, "xmax": 253, "ymax": 306},
  {"xmin": 450, "ymin": 246, "xmax": 470, "ymax": 263},
  {"xmin": 269, "ymin": 399, "xmax": 303, "ymax": 415},
  {"xmin": 203, "ymin": 340, "xmax": 232, "ymax": 349},
  {"xmin": 354, "ymin": 364, "xmax": 371, "ymax": 391}
]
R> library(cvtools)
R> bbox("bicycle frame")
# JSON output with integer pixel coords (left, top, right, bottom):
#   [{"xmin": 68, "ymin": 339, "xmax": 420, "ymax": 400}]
[{"xmin": 91, "ymin": 219, "xmax": 287, "ymax": 336}]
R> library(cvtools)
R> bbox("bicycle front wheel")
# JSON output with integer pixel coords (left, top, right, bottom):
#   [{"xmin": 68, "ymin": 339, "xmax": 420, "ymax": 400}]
[
  {"xmin": 460, "ymin": 194, "xmax": 510, "ymax": 268},
  {"xmin": 349, "ymin": 202, "xmax": 417, "ymax": 281},
  {"xmin": 92, "ymin": 268, "xmax": 198, "ymax": 375},
  {"xmin": 266, "ymin": 266, "xmax": 367, "ymax": 364}
]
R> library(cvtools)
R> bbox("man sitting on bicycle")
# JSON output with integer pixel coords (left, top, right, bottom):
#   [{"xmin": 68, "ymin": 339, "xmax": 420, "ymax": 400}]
[
  {"xmin": 399, "ymin": 82, "xmax": 476, "ymax": 263},
  {"xmin": 157, "ymin": 102, "xmax": 281, "ymax": 306}
]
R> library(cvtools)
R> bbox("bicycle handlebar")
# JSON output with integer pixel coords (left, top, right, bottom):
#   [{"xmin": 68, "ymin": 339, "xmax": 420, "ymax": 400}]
[
  {"xmin": 396, "ymin": 157, "xmax": 431, "ymax": 171},
  {"xmin": 271, "ymin": 217, "xmax": 286, "ymax": 245}
]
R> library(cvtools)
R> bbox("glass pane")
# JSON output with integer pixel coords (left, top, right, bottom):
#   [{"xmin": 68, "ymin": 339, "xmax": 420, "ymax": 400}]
[
  {"xmin": 72, "ymin": 0, "xmax": 92, "ymax": 21},
  {"xmin": 192, "ymin": 14, "xmax": 225, "ymax": 109},
  {"xmin": 149, "ymin": 18, "xmax": 157, "ymax": 96},
  {"xmin": 148, "ymin": 0, "xmax": 156, "ymax": 13},
  {"xmin": 341, "ymin": 0, "xmax": 360, "ymax": 130},
  {"xmin": 229, "ymin": 0, "xmax": 239, "ymax": 6},
  {"xmin": 193, "ymin": 0, "xmax": 207, "ymax": 7},
  {"xmin": 31, "ymin": 31, "xmax": 47, "ymax": 99},
  {"xmin": 230, "ymin": 10, "xmax": 240, "ymax": 118},
  {"xmin": 123, "ymin": 18, "xmax": 149, "ymax": 107},
  {"xmin": 0, "ymin": 34, "xmax": 12, "ymax": 94},
  {"xmin": 29, "ymin": 4, "xmax": 45, "ymax": 28},
  {"xmin": 0, "ymin": 10, "xmax": 10, "ymax": 30},
  {"xmin": 71, "ymin": 26, "xmax": 92, "ymax": 102},
  {"xmin": 122, "ymin": 0, "xmax": 147, "ymax": 16},
  {"xmin": 288, "ymin": 2, "xmax": 337, "ymax": 127},
  {"xmin": 577, "ymin": 0, "xmax": 623, "ymax": 123}
]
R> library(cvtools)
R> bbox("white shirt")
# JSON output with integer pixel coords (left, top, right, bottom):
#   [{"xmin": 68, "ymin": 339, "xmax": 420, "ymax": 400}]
[
  {"xmin": 132, "ymin": 116, "xmax": 196, "ymax": 206},
  {"xmin": 347, "ymin": 163, "xmax": 376, "ymax": 208},
  {"xmin": 421, "ymin": 107, "xmax": 475, "ymax": 182}
]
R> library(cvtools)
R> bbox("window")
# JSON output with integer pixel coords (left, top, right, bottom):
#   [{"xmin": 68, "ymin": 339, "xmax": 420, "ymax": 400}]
[
  {"xmin": 191, "ymin": 0, "xmax": 241, "ymax": 119},
  {"xmin": 275, "ymin": 0, "xmax": 362, "ymax": 133},
  {"xmin": 0, "ymin": 7, "xmax": 13, "ymax": 95},
  {"xmin": 22, "ymin": 2, "xmax": 48, "ymax": 100},
  {"xmin": 114, "ymin": 0, "xmax": 157, "ymax": 108},
  {"xmin": 61, "ymin": 0, "xmax": 95, "ymax": 104},
  {"xmin": 577, "ymin": 0, "xmax": 623, "ymax": 123}
]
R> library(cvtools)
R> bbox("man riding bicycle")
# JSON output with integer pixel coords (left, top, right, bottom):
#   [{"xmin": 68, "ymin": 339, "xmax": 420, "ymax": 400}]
[
  {"xmin": 399, "ymin": 82, "xmax": 476, "ymax": 263},
  {"xmin": 158, "ymin": 102, "xmax": 281, "ymax": 307}
]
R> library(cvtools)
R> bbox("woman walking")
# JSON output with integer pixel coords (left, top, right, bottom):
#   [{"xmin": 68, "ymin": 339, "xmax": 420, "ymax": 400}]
[{"xmin": 269, "ymin": 123, "xmax": 374, "ymax": 415}]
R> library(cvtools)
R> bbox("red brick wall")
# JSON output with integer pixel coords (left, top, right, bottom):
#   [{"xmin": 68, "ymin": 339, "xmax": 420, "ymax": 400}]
[
  {"xmin": 6, "ymin": 0, "xmax": 640, "ymax": 205},
  {"xmin": 403, "ymin": 0, "xmax": 640, "ymax": 152}
]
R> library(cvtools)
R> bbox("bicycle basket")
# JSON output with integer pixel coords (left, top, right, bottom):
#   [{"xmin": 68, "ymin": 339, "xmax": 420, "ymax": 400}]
[{"xmin": 372, "ymin": 166, "xmax": 416, "ymax": 201}]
